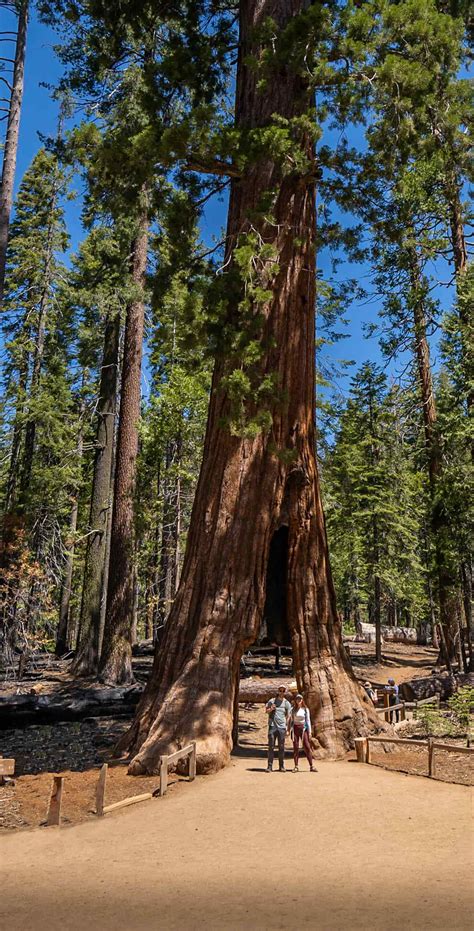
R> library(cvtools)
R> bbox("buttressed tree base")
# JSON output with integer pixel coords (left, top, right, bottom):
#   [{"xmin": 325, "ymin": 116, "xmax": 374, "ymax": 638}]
[{"xmin": 119, "ymin": 0, "xmax": 381, "ymax": 775}]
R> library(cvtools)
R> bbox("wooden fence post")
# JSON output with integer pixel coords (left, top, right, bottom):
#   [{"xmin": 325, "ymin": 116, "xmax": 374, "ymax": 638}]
[
  {"xmin": 401, "ymin": 702, "xmax": 406, "ymax": 722},
  {"xmin": 189, "ymin": 741, "xmax": 197, "ymax": 780},
  {"xmin": 160, "ymin": 755, "xmax": 168, "ymax": 797},
  {"xmin": 366, "ymin": 739, "xmax": 371, "ymax": 764},
  {"xmin": 384, "ymin": 692, "xmax": 390, "ymax": 723},
  {"xmin": 47, "ymin": 775, "xmax": 64, "ymax": 826},
  {"xmin": 354, "ymin": 738, "xmax": 368, "ymax": 763},
  {"xmin": 428, "ymin": 738, "xmax": 435, "ymax": 778},
  {"xmin": 0, "ymin": 757, "xmax": 15, "ymax": 786},
  {"xmin": 95, "ymin": 763, "xmax": 108, "ymax": 816}
]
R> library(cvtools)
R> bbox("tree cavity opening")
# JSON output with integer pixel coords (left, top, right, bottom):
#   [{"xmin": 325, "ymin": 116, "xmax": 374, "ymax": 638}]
[{"xmin": 261, "ymin": 525, "xmax": 291, "ymax": 647}]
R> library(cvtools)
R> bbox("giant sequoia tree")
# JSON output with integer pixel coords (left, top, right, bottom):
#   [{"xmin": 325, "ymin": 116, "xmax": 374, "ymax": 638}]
[{"xmin": 120, "ymin": 0, "xmax": 377, "ymax": 775}]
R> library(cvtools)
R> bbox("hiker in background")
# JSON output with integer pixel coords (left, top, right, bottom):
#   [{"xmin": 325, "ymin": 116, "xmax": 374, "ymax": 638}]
[
  {"xmin": 290, "ymin": 693, "xmax": 316, "ymax": 773},
  {"xmin": 385, "ymin": 677, "xmax": 400, "ymax": 722},
  {"xmin": 265, "ymin": 685, "xmax": 292, "ymax": 772},
  {"xmin": 364, "ymin": 681, "xmax": 377, "ymax": 703}
]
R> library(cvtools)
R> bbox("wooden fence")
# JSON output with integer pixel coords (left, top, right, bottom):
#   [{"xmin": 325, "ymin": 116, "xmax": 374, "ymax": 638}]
[
  {"xmin": 374, "ymin": 694, "xmax": 440, "ymax": 722},
  {"xmin": 38, "ymin": 742, "xmax": 198, "ymax": 827},
  {"xmin": 355, "ymin": 735, "xmax": 473, "ymax": 779}
]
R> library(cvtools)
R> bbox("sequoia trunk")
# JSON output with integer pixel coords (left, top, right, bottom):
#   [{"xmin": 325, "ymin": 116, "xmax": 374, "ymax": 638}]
[
  {"xmin": 99, "ymin": 208, "xmax": 149, "ymax": 684},
  {"xmin": 118, "ymin": 0, "xmax": 378, "ymax": 775},
  {"xmin": 0, "ymin": 0, "xmax": 28, "ymax": 306}
]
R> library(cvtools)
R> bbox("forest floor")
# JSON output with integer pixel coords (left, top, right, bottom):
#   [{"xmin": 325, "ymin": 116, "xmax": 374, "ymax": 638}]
[
  {"xmin": 1, "ymin": 749, "xmax": 472, "ymax": 930},
  {"xmin": 1, "ymin": 641, "xmax": 472, "ymax": 834}
]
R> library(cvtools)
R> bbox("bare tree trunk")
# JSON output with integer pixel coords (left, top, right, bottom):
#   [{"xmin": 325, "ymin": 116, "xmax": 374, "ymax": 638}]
[
  {"xmin": 0, "ymin": 0, "xmax": 28, "ymax": 306},
  {"xmin": 374, "ymin": 570, "xmax": 382, "ymax": 663},
  {"xmin": 3, "ymin": 337, "xmax": 29, "ymax": 514},
  {"xmin": 56, "ymin": 416, "xmax": 84, "ymax": 656},
  {"xmin": 131, "ymin": 560, "xmax": 139, "ymax": 647},
  {"xmin": 118, "ymin": 0, "xmax": 378, "ymax": 775},
  {"xmin": 157, "ymin": 436, "xmax": 181, "ymax": 624},
  {"xmin": 73, "ymin": 312, "xmax": 121, "ymax": 675},
  {"xmin": 461, "ymin": 561, "xmax": 472, "ymax": 670},
  {"xmin": 409, "ymin": 250, "xmax": 455, "ymax": 668},
  {"xmin": 99, "ymin": 207, "xmax": 149, "ymax": 684}
]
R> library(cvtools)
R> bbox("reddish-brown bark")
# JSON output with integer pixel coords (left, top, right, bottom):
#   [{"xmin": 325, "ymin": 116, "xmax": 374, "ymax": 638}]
[{"xmin": 119, "ymin": 0, "xmax": 380, "ymax": 775}]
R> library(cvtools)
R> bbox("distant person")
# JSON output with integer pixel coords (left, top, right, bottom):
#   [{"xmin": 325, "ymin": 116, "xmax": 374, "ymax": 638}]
[
  {"xmin": 364, "ymin": 681, "xmax": 377, "ymax": 703},
  {"xmin": 290, "ymin": 694, "xmax": 317, "ymax": 773},
  {"xmin": 265, "ymin": 685, "xmax": 292, "ymax": 772},
  {"xmin": 385, "ymin": 677, "xmax": 400, "ymax": 722}
]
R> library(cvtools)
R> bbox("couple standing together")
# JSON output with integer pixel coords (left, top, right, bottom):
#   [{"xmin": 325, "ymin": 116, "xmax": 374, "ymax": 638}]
[{"xmin": 266, "ymin": 686, "xmax": 317, "ymax": 773}]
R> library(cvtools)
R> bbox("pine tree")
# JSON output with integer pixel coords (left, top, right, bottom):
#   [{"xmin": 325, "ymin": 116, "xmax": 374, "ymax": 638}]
[
  {"xmin": 0, "ymin": 148, "xmax": 79, "ymax": 663},
  {"xmin": 324, "ymin": 366, "xmax": 428, "ymax": 650}
]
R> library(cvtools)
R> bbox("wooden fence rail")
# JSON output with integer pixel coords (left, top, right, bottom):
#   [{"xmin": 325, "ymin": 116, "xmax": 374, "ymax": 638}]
[
  {"xmin": 94, "ymin": 741, "xmax": 197, "ymax": 816},
  {"xmin": 374, "ymin": 695, "xmax": 440, "ymax": 722},
  {"xmin": 159, "ymin": 742, "xmax": 197, "ymax": 797},
  {"xmin": 355, "ymin": 735, "xmax": 473, "ymax": 779}
]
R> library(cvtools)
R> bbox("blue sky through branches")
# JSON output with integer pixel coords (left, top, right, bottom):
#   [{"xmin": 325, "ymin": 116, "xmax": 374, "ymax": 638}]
[{"xmin": 2, "ymin": 6, "xmax": 452, "ymax": 405}]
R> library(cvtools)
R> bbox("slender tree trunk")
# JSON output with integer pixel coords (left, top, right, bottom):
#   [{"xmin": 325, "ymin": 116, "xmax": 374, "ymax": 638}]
[
  {"xmin": 0, "ymin": 0, "xmax": 28, "ymax": 306},
  {"xmin": 73, "ymin": 312, "xmax": 121, "ymax": 675},
  {"xmin": 56, "ymin": 417, "xmax": 84, "ymax": 656},
  {"xmin": 118, "ymin": 0, "xmax": 378, "ymax": 775},
  {"xmin": 99, "ymin": 207, "xmax": 149, "ymax": 684},
  {"xmin": 461, "ymin": 561, "xmax": 472, "ymax": 670},
  {"xmin": 18, "ymin": 292, "xmax": 47, "ymax": 500},
  {"xmin": 373, "ymin": 541, "xmax": 382, "ymax": 662},
  {"xmin": 3, "ymin": 337, "xmax": 29, "ymax": 514},
  {"xmin": 131, "ymin": 560, "xmax": 139, "ymax": 647},
  {"xmin": 157, "ymin": 436, "xmax": 181, "ymax": 624},
  {"xmin": 445, "ymin": 170, "xmax": 473, "ymax": 416},
  {"xmin": 409, "ymin": 249, "xmax": 455, "ymax": 668}
]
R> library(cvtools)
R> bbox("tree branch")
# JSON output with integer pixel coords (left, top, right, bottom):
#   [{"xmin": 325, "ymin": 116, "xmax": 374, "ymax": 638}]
[{"xmin": 186, "ymin": 156, "xmax": 241, "ymax": 178}]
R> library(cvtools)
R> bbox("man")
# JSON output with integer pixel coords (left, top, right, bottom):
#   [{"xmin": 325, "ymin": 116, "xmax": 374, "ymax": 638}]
[
  {"xmin": 265, "ymin": 685, "xmax": 292, "ymax": 772},
  {"xmin": 385, "ymin": 677, "xmax": 400, "ymax": 722}
]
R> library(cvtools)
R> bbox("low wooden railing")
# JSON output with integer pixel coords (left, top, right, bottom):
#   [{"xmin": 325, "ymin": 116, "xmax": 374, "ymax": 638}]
[
  {"xmin": 159, "ymin": 741, "xmax": 196, "ymax": 796},
  {"xmin": 355, "ymin": 735, "xmax": 473, "ymax": 779},
  {"xmin": 93, "ymin": 741, "xmax": 197, "ymax": 817},
  {"xmin": 374, "ymin": 694, "xmax": 440, "ymax": 722}
]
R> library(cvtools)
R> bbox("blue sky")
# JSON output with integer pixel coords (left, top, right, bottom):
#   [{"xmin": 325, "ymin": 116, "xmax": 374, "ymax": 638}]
[{"xmin": 2, "ymin": 6, "xmax": 451, "ymax": 404}]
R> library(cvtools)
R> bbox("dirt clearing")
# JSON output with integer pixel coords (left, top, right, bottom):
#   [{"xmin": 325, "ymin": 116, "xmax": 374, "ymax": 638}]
[{"xmin": 1, "ymin": 754, "xmax": 472, "ymax": 931}]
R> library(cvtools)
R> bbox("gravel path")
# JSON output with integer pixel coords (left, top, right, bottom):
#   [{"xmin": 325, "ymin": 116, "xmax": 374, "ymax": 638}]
[{"xmin": 1, "ymin": 754, "xmax": 472, "ymax": 930}]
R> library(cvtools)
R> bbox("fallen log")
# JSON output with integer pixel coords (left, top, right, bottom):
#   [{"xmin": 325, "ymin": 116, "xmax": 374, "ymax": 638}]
[
  {"xmin": 399, "ymin": 672, "xmax": 473, "ymax": 702},
  {"xmin": 0, "ymin": 684, "xmax": 144, "ymax": 728},
  {"xmin": 238, "ymin": 678, "xmax": 294, "ymax": 703}
]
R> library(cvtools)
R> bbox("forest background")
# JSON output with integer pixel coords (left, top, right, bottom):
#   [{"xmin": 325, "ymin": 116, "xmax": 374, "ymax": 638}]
[{"xmin": 0, "ymin": 0, "xmax": 472, "ymax": 685}]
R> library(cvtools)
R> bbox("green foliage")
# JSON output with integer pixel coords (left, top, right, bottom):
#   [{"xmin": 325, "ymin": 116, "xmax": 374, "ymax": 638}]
[
  {"xmin": 323, "ymin": 363, "xmax": 429, "ymax": 628},
  {"xmin": 447, "ymin": 687, "xmax": 474, "ymax": 744},
  {"xmin": 0, "ymin": 149, "xmax": 81, "ymax": 650},
  {"xmin": 415, "ymin": 703, "xmax": 446, "ymax": 737}
]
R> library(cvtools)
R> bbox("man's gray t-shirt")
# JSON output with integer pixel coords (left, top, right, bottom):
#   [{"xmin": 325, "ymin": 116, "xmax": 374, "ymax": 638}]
[{"xmin": 266, "ymin": 697, "xmax": 291, "ymax": 731}]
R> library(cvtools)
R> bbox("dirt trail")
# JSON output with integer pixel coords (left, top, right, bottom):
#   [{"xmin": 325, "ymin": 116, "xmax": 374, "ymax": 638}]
[{"xmin": 1, "ymin": 753, "xmax": 472, "ymax": 931}]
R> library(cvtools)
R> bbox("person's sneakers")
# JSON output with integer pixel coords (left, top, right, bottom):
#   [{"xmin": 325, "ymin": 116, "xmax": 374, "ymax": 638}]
[
  {"xmin": 266, "ymin": 766, "xmax": 273, "ymax": 772},
  {"xmin": 279, "ymin": 766, "xmax": 287, "ymax": 772},
  {"xmin": 310, "ymin": 766, "xmax": 318, "ymax": 772},
  {"xmin": 292, "ymin": 766, "xmax": 299, "ymax": 772}
]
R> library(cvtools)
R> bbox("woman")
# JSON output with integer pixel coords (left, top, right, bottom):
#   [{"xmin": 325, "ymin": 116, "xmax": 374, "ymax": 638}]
[
  {"xmin": 364, "ymin": 681, "xmax": 377, "ymax": 703},
  {"xmin": 290, "ymin": 694, "xmax": 316, "ymax": 772}
]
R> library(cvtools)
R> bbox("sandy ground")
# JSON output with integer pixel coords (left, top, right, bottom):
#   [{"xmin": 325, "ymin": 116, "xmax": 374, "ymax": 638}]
[{"xmin": 1, "ymin": 751, "xmax": 472, "ymax": 931}]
